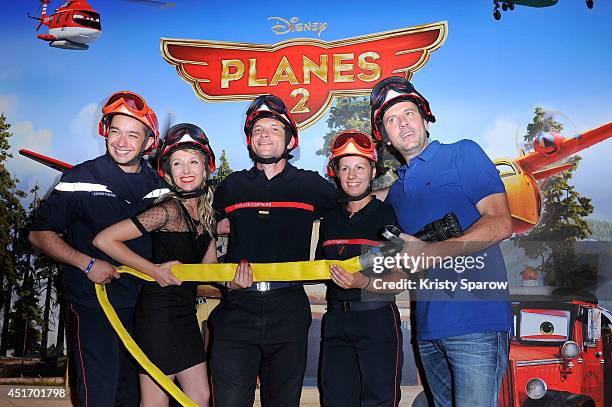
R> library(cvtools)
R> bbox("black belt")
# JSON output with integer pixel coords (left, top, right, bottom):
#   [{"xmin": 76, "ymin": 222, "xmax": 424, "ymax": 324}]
[
  {"xmin": 226, "ymin": 283, "xmax": 304, "ymax": 297},
  {"xmin": 328, "ymin": 300, "xmax": 391, "ymax": 312},
  {"xmin": 240, "ymin": 281, "xmax": 302, "ymax": 293}
]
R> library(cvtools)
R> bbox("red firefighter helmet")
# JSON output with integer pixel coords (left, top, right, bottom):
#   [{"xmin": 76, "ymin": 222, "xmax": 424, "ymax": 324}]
[
  {"xmin": 370, "ymin": 77, "xmax": 435, "ymax": 143},
  {"xmin": 98, "ymin": 91, "xmax": 160, "ymax": 150},
  {"xmin": 154, "ymin": 123, "xmax": 216, "ymax": 178},
  {"xmin": 243, "ymin": 94, "xmax": 298, "ymax": 150},
  {"xmin": 327, "ymin": 130, "xmax": 378, "ymax": 177}
]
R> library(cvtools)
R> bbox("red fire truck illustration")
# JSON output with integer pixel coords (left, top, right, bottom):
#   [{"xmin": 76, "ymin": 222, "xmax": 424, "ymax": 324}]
[{"xmin": 499, "ymin": 289, "xmax": 612, "ymax": 407}]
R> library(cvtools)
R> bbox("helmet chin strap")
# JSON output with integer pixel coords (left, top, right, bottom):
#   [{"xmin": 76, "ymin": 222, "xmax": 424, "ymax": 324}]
[
  {"xmin": 337, "ymin": 183, "xmax": 373, "ymax": 203},
  {"xmin": 173, "ymin": 181, "xmax": 209, "ymax": 199},
  {"xmin": 248, "ymin": 146, "xmax": 292, "ymax": 164},
  {"xmin": 175, "ymin": 186, "xmax": 207, "ymax": 199}
]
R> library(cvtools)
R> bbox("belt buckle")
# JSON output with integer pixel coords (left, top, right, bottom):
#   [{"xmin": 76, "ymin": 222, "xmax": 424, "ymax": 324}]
[
  {"xmin": 342, "ymin": 301, "xmax": 351, "ymax": 312},
  {"xmin": 256, "ymin": 282, "xmax": 271, "ymax": 292}
]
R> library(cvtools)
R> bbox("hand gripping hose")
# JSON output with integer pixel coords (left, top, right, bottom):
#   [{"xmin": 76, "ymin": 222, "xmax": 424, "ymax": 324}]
[
  {"xmin": 95, "ymin": 257, "xmax": 362, "ymax": 406},
  {"xmin": 95, "ymin": 213, "xmax": 462, "ymax": 406}
]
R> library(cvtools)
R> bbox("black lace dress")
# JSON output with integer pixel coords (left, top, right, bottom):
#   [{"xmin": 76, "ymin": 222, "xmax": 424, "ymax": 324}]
[{"xmin": 130, "ymin": 198, "xmax": 211, "ymax": 375}]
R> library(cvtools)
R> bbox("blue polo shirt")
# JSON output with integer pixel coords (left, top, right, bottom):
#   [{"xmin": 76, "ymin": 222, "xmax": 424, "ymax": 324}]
[{"xmin": 386, "ymin": 139, "xmax": 512, "ymax": 340}]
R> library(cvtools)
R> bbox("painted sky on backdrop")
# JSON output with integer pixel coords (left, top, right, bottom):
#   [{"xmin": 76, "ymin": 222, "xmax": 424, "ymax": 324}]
[{"xmin": 1, "ymin": 0, "xmax": 611, "ymax": 218}]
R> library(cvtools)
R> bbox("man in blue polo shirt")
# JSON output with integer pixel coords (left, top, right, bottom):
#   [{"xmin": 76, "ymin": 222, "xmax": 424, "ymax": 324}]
[
  {"xmin": 29, "ymin": 91, "xmax": 168, "ymax": 407},
  {"xmin": 370, "ymin": 77, "xmax": 513, "ymax": 407}
]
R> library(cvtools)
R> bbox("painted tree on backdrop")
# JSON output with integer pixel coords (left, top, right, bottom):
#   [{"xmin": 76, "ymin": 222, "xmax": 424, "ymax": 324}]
[
  {"xmin": 214, "ymin": 149, "xmax": 233, "ymax": 182},
  {"xmin": 213, "ymin": 150, "xmax": 233, "ymax": 259},
  {"xmin": 8, "ymin": 219, "xmax": 43, "ymax": 358},
  {"xmin": 0, "ymin": 114, "xmax": 29, "ymax": 356},
  {"xmin": 27, "ymin": 184, "xmax": 62, "ymax": 360},
  {"xmin": 315, "ymin": 97, "xmax": 400, "ymax": 189},
  {"xmin": 513, "ymin": 107, "xmax": 595, "ymax": 288}
]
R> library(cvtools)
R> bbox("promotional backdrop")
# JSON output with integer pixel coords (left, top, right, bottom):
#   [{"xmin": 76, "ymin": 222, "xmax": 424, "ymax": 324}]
[{"xmin": 1, "ymin": 0, "xmax": 611, "ymax": 405}]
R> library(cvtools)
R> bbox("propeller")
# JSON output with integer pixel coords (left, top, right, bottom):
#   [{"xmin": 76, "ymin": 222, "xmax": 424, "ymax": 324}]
[
  {"xmin": 537, "ymin": 110, "xmax": 579, "ymax": 189},
  {"xmin": 540, "ymin": 109, "xmax": 578, "ymax": 136},
  {"xmin": 514, "ymin": 128, "xmax": 527, "ymax": 156},
  {"xmin": 27, "ymin": 12, "xmax": 44, "ymax": 31},
  {"xmin": 120, "ymin": 0, "xmax": 177, "ymax": 7},
  {"xmin": 38, "ymin": 0, "xmax": 50, "ymax": 16},
  {"xmin": 27, "ymin": 0, "xmax": 48, "ymax": 31},
  {"xmin": 146, "ymin": 108, "xmax": 174, "ymax": 163},
  {"xmin": 159, "ymin": 109, "xmax": 176, "ymax": 139}
]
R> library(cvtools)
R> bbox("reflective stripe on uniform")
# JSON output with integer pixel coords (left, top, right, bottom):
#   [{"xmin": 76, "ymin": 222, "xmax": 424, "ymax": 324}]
[
  {"xmin": 55, "ymin": 182, "xmax": 113, "ymax": 193},
  {"xmin": 143, "ymin": 188, "xmax": 170, "ymax": 199},
  {"xmin": 225, "ymin": 201, "xmax": 315, "ymax": 213},
  {"xmin": 323, "ymin": 239, "xmax": 382, "ymax": 247}
]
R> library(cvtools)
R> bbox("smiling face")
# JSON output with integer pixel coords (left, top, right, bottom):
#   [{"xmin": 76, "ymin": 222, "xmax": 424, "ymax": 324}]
[
  {"xmin": 337, "ymin": 155, "xmax": 375, "ymax": 198},
  {"xmin": 382, "ymin": 100, "xmax": 429, "ymax": 161},
  {"xmin": 249, "ymin": 117, "xmax": 295, "ymax": 159},
  {"xmin": 106, "ymin": 114, "xmax": 153, "ymax": 172},
  {"xmin": 169, "ymin": 148, "xmax": 207, "ymax": 192}
]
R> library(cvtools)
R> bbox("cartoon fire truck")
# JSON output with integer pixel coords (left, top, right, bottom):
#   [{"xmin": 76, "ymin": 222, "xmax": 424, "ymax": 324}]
[{"xmin": 499, "ymin": 287, "xmax": 612, "ymax": 406}]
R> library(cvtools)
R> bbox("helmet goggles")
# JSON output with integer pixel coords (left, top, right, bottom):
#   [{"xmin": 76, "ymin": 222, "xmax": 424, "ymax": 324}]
[
  {"xmin": 158, "ymin": 123, "xmax": 216, "ymax": 177},
  {"xmin": 332, "ymin": 130, "xmax": 375, "ymax": 155},
  {"xmin": 246, "ymin": 94, "xmax": 289, "ymax": 121},
  {"xmin": 327, "ymin": 130, "xmax": 378, "ymax": 177},
  {"xmin": 370, "ymin": 77, "xmax": 435, "ymax": 142},
  {"xmin": 103, "ymin": 91, "xmax": 149, "ymax": 115},
  {"xmin": 244, "ymin": 95, "xmax": 299, "ymax": 150},
  {"xmin": 99, "ymin": 91, "xmax": 160, "ymax": 145}
]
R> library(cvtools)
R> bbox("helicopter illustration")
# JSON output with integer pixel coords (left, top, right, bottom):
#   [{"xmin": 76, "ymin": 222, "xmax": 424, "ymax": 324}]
[
  {"xmin": 493, "ymin": 0, "xmax": 594, "ymax": 20},
  {"xmin": 28, "ymin": 0, "xmax": 101, "ymax": 50},
  {"xmin": 18, "ymin": 122, "xmax": 611, "ymax": 234},
  {"xmin": 27, "ymin": 0, "xmax": 176, "ymax": 50}
]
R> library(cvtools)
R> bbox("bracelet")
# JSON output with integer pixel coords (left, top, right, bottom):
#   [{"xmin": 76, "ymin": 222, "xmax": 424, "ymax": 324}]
[
  {"xmin": 84, "ymin": 257, "xmax": 96, "ymax": 274},
  {"xmin": 224, "ymin": 281, "xmax": 233, "ymax": 290},
  {"xmin": 363, "ymin": 276, "xmax": 372, "ymax": 290}
]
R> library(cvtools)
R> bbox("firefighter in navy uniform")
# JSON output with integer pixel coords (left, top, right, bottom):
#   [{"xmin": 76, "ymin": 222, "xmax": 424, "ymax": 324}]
[
  {"xmin": 317, "ymin": 130, "xmax": 405, "ymax": 407},
  {"xmin": 28, "ymin": 91, "xmax": 168, "ymax": 407},
  {"xmin": 209, "ymin": 95, "xmax": 339, "ymax": 407}
]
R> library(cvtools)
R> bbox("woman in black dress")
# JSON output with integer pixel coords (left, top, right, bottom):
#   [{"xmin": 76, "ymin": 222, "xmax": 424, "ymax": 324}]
[{"xmin": 94, "ymin": 123, "xmax": 217, "ymax": 406}]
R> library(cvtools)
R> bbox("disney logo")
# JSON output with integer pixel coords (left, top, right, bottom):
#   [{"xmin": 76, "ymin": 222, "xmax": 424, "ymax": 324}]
[{"xmin": 268, "ymin": 16, "xmax": 328, "ymax": 38}]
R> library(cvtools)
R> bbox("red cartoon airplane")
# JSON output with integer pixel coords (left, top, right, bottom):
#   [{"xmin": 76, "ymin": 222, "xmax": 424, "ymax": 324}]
[
  {"xmin": 493, "ymin": 122, "xmax": 611, "ymax": 233},
  {"xmin": 18, "ymin": 122, "xmax": 612, "ymax": 234},
  {"xmin": 19, "ymin": 149, "xmax": 73, "ymax": 172}
]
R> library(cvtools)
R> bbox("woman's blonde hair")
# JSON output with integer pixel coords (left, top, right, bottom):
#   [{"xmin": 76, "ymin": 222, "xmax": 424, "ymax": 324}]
[{"xmin": 157, "ymin": 148, "xmax": 216, "ymax": 237}]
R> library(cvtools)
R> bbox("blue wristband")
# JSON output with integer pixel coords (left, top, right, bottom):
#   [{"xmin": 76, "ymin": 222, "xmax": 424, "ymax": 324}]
[{"xmin": 84, "ymin": 257, "xmax": 96, "ymax": 274}]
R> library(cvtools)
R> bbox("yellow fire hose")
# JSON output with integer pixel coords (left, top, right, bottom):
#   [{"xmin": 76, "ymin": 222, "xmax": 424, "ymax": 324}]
[{"xmin": 95, "ymin": 257, "xmax": 362, "ymax": 406}]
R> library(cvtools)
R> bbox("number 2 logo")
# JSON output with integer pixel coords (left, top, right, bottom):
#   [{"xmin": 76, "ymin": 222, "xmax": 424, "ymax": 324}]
[{"xmin": 290, "ymin": 88, "xmax": 310, "ymax": 114}]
